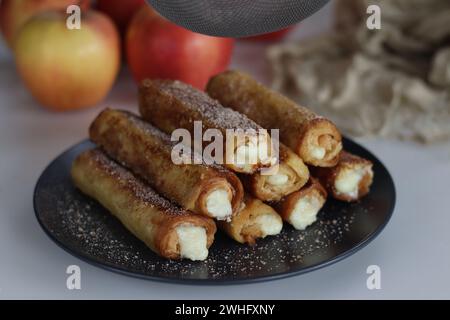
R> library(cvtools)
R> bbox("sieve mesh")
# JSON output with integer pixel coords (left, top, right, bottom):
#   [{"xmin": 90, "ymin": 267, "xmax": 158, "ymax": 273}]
[{"xmin": 146, "ymin": 0, "xmax": 330, "ymax": 37}]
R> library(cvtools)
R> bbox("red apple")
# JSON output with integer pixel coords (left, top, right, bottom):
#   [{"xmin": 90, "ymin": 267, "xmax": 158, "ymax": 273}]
[
  {"xmin": 96, "ymin": 0, "xmax": 145, "ymax": 34},
  {"xmin": 0, "ymin": 0, "xmax": 90, "ymax": 48},
  {"xmin": 126, "ymin": 6, "xmax": 234, "ymax": 90},
  {"xmin": 244, "ymin": 26, "xmax": 295, "ymax": 42},
  {"xmin": 14, "ymin": 10, "xmax": 120, "ymax": 111}
]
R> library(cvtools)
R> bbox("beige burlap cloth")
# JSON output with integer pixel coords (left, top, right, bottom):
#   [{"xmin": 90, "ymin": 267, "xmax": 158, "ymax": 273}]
[{"xmin": 269, "ymin": 0, "xmax": 450, "ymax": 143}]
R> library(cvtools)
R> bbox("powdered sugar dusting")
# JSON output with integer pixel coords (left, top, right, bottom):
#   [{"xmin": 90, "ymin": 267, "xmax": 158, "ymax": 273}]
[{"xmin": 147, "ymin": 79, "xmax": 262, "ymax": 131}]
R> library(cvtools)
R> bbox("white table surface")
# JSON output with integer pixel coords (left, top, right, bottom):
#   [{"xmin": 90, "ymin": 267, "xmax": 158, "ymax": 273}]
[{"xmin": 1, "ymin": 3, "xmax": 450, "ymax": 299}]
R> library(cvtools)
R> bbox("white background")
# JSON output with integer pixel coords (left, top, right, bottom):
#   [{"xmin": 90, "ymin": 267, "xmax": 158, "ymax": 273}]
[{"xmin": 1, "ymin": 2, "xmax": 449, "ymax": 299}]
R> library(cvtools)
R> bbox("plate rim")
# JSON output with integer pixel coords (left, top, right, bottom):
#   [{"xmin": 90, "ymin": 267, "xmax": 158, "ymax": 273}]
[{"xmin": 33, "ymin": 138, "xmax": 396, "ymax": 285}]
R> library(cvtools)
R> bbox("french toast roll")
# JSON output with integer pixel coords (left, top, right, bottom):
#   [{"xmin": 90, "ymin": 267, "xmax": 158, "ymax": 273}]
[
  {"xmin": 274, "ymin": 178, "xmax": 327, "ymax": 231},
  {"xmin": 312, "ymin": 151, "xmax": 374, "ymax": 202},
  {"xmin": 139, "ymin": 79, "xmax": 276, "ymax": 174},
  {"xmin": 242, "ymin": 143, "xmax": 310, "ymax": 202},
  {"xmin": 71, "ymin": 149, "xmax": 216, "ymax": 261},
  {"xmin": 207, "ymin": 70, "xmax": 343, "ymax": 167},
  {"xmin": 219, "ymin": 195, "xmax": 283, "ymax": 245},
  {"xmin": 89, "ymin": 109, "xmax": 243, "ymax": 221}
]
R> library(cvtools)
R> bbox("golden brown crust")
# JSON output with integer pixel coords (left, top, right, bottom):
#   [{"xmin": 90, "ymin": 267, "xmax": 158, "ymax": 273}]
[
  {"xmin": 311, "ymin": 151, "xmax": 374, "ymax": 202},
  {"xmin": 274, "ymin": 178, "xmax": 327, "ymax": 222},
  {"xmin": 206, "ymin": 70, "xmax": 343, "ymax": 167},
  {"xmin": 242, "ymin": 144, "xmax": 310, "ymax": 201},
  {"xmin": 71, "ymin": 149, "xmax": 216, "ymax": 260},
  {"xmin": 89, "ymin": 108, "xmax": 243, "ymax": 218},
  {"xmin": 139, "ymin": 79, "xmax": 273, "ymax": 174},
  {"xmin": 219, "ymin": 195, "xmax": 282, "ymax": 245}
]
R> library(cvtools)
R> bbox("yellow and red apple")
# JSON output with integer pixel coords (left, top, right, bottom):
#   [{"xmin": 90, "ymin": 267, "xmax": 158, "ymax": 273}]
[
  {"xmin": 0, "ymin": 0, "xmax": 90, "ymax": 48},
  {"xmin": 126, "ymin": 6, "xmax": 234, "ymax": 90},
  {"xmin": 14, "ymin": 10, "xmax": 120, "ymax": 111}
]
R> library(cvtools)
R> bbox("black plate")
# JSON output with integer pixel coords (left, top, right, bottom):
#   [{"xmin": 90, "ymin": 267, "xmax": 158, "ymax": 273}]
[{"xmin": 34, "ymin": 138, "xmax": 395, "ymax": 285}]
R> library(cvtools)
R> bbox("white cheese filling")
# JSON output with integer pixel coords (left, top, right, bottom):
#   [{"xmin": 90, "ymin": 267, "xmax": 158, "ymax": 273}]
[
  {"xmin": 289, "ymin": 195, "xmax": 323, "ymax": 230},
  {"xmin": 311, "ymin": 146, "xmax": 326, "ymax": 160},
  {"xmin": 176, "ymin": 224, "xmax": 208, "ymax": 261},
  {"xmin": 254, "ymin": 213, "xmax": 283, "ymax": 237},
  {"xmin": 206, "ymin": 189, "xmax": 232, "ymax": 220},
  {"xmin": 266, "ymin": 173, "xmax": 289, "ymax": 186},
  {"xmin": 335, "ymin": 168, "xmax": 365, "ymax": 198}
]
